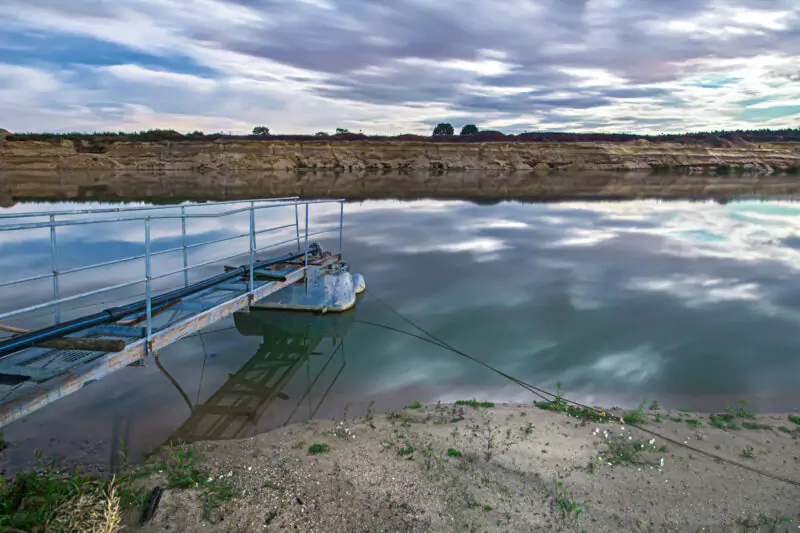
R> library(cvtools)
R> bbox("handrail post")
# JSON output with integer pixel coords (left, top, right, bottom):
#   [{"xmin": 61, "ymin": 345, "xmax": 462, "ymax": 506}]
[
  {"xmin": 248, "ymin": 203, "xmax": 255, "ymax": 301},
  {"xmin": 338, "ymin": 201, "xmax": 344, "ymax": 256},
  {"xmin": 294, "ymin": 199, "xmax": 301, "ymax": 251},
  {"xmin": 304, "ymin": 203, "xmax": 309, "ymax": 294},
  {"xmin": 49, "ymin": 214, "xmax": 60, "ymax": 323},
  {"xmin": 181, "ymin": 206, "xmax": 188, "ymax": 287},
  {"xmin": 250, "ymin": 201, "xmax": 257, "ymax": 251},
  {"xmin": 145, "ymin": 217, "xmax": 152, "ymax": 357}
]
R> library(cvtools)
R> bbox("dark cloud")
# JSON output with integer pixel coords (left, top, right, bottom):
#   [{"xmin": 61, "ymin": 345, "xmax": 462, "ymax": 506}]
[{"xmin": 1, "ymin": 0, "xmax": 799, "ymax": 131}]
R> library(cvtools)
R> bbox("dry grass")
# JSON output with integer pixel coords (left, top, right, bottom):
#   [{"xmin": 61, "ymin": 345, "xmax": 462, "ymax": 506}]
[{"xmin": 48, "ymin": 476, "xmax": 123, "ymax": 533}]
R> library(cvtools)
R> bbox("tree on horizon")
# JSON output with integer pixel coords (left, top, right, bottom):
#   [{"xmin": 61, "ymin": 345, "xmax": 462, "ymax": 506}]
[
  {"xmin": 433, "ymin": 123, "xmax": 454, "ymax": 136},
  {"xmin": 460, "ymin": 124, "xmax": 478, "ymax": 136},
  {"xmin": 252, "ymin": 126, "xmax": 270, "ymax": 135}
]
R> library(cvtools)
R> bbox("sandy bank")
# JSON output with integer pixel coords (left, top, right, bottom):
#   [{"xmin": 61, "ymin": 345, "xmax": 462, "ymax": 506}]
[
  {"xmin": 1, "ymin": 139, "xmax": 800, "ymax": 175},
  {"xmin": 133, "ymin": 403, "xmax": 800, "ymax": 532}
]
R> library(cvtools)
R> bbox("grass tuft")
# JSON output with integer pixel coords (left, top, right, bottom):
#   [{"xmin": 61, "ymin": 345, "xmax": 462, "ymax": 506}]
[
  {"xmin": 308, "ymin": 444, "xmax": 330, "ymax": 454},
  {"xmin": 407, "ymin": 400, "xmax": 423, "ymax": 409},
  {"xmin": 742, "ymin": 422, "xmax": 772, "ymax": 430},
  {"xmin": 397, "ymin": 444, "xmax": 415, "ymax": 457},
  {"xmin": 0, "ymin": 452, "xmax": 146, "ymax": 532},
  {"xmin": 623, "ymin": 400, "xmax": 647, "ymax": 424},
  {"xmin": 600, "ymin": 435, "xmax": 660, "ymax": 466},
  {"xmin": 446, "ymin": 448, "xmax": 463, "ymax": 458},
  {"xmin": 549, "ymin": 475, "xmax": 584, "ymax": 521},
  {"xmin": 455, "ymin": 399, "xmax": 495, "ymax": 408},
  {"xmin": 789, "ymin": 414, "xmax": 800, "ymax": 426}
]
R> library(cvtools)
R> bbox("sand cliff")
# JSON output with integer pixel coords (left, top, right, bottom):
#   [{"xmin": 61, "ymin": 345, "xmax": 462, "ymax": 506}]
[{"xmin": 1, "ymin": 138, "xmax": 800, "ymax": 173}]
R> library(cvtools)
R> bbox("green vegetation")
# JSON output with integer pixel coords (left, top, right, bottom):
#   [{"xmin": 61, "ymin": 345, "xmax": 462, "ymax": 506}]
[
  {"xmin": 447, "ymin": 448, "xmax": 463, "ymax": 458},
  {"xmin": 432, "ymin": 123, "xmax": 455, "ymax": 136},
  {"xmin": 533, "ymin": 383, "xmax": 613, "ymax": 423},
  {"xmin": 397, "ymin": 444, "xmax": 415, "ymax": 457},
  {"xmin": 456, "ymin": 399, "xmax": 495, "ymax": 408},
  {"xmin": 777, "ymin": 426, "xmax": 793, "ymax": 434},
  {"xmin": 680, "ymin": 408, "xmax": 693, "ymax": 413},
  {"xmin": 0, "ymin": 454, "xmax": 142, "ymax": 531},
  {"xmin": 483, "ymin": 505, "xmax": 493, "ymax": 512},
  {"xmin": 0, "ymin": 443, "xmax": 243, "ymax": 530},
  {"xmin": 648, "ymin": 400, "xmax": 660, "ymax": 411},
  {"xmin": 789, "ymin": 414, "xmax": 800, "ymax": 426},
  {"xmin": 742, "ymin": 422, "xmax": 772, "ymax": 430},
  {"xmin": 741, "ymin": 447, "xmax": 755, "ymax": 459},
  {"xmin": 669, "ymin": 417, "xmax": 683, "ymax": 423},
  {"xmin": 601, "ymin": 435, "xmax": 660, "ymax": 466},
  {"xmin": 308, "ymin": 444, "xmax": 331, "ymax": 454},
  {"xmin": 653, "ymin": 413, "xmax": 662, "ymax": 423},
  {"xmin": 623, "ymin": 400, "xmax": 647, "ymax": 424},
  {"xmin": 685, "ymin": 419, "xmax": 702, "ymax": 428},
  {"xmin": 727, "ymin": 400, "xmax": 757, "ymax": 419},
  {"xmin": 550, "ymin": 475, "xmax": 584, "ymax": 521},
  {"xmin": 199, "ymin": 477, "xmax": 236, "ymax": 522},
  {"xmin": 251, "ymin": 126, "xmax": 270, "ymax": 136},
  {"xmin": 450, "ymin": 417, "xmax": 464, "ymax": 423},
  {"xmin": 407, "ymin": 400, "xmax": 423, "ymax": 409},
  {"xmin": 460, "ymin": 124, "xmax": 479, "ymax": 136}
]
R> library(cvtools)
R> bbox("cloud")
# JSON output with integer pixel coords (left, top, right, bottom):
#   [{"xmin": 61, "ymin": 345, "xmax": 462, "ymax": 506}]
[{"xmin": 0, "ymin": 0, "xmax": 799, "ymax": 133}]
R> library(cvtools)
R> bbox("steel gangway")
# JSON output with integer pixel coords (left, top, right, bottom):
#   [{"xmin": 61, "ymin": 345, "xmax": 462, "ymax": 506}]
[{"xmin": 0, "ymin": 197, "xmax": 346, "ymax": 428}]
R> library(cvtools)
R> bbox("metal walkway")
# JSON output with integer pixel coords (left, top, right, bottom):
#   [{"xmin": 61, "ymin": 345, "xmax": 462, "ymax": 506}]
[{"xmin": 0, "ymin": 197, "xmax": 346, "ymax": 428}]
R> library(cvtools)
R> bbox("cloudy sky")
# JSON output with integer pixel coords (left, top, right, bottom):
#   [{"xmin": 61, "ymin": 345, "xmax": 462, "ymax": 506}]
[{"xmin": 1, "ymin": 0, "xmax": 799, "ymax": 135}]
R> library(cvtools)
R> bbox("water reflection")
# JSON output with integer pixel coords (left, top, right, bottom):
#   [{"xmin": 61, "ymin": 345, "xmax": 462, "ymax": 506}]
[
  {"xmin": 153, "ymin": 309, "xmax": 352, "ymax": 444},
  {"xmin": 2, "ymin": 196, "xmax": 800, "ymax": 475}
]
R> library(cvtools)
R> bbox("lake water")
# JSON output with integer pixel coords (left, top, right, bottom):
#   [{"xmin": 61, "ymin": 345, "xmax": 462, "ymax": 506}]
[{"xmin": 2, "ymin": 197, "xmax": 800, "ymax": 474}]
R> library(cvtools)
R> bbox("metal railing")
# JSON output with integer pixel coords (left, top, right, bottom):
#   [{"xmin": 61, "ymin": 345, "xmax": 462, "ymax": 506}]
[{"xmin": 0, "ymin": 197, "xmax": 345, "ymax": 355}]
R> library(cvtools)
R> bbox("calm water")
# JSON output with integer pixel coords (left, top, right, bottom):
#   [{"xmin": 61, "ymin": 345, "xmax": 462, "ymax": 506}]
[{"xmin": 2, "ymin": 197, "xmax": 800, "ymax": 474}]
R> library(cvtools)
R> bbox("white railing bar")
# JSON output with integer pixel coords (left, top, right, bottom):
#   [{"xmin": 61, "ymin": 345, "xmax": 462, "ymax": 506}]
[
  {"xmin": 306, "ymin": 228, "xmax": 340, "ymax": 239},
  {"xmin": 254, "ymin": 236, "xmax": 301, "ymax": 254},
  {"xmin": 0, "ymin": 199, "xmax": 345, "ymax": 232},
  {"xmin": 149, "ymin": 249, "xmax": 253, "ymax": 282},
  {"xmin": 0, "ymin": 272, "xmax": 53, "ymax": 289},
  {"xmin": 0, "ymin": 197, "xmax": 300, "ymax": 219},
  {"xmin": 1, "ymin": 225, "xmax": 297, "ymax": 285},
  {"xmin": 0, "ymin": 278, "xmax": 147, "ymax": 321}
]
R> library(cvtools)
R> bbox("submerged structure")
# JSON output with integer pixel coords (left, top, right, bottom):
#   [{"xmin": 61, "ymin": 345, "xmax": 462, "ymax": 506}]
[{"xmin": 0, "ymin": 197, "xmax": 364, "ymax": 428}]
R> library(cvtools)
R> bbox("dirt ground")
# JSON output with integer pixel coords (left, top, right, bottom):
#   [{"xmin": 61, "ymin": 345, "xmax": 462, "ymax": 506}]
[{"xmin": 134, "ymin": 403, "xmax": 800, "ymax": 532}]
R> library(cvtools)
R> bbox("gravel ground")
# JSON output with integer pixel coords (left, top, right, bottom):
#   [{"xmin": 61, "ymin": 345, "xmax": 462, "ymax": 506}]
[{"xmin": 133, "ymin": 403, "xmax": 800, "ymax": 532}]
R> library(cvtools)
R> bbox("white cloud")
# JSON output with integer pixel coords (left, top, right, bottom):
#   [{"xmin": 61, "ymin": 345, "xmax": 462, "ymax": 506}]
[{"xmin": 0, "ymin": 0, "xmax": 799, "ymax": 133}]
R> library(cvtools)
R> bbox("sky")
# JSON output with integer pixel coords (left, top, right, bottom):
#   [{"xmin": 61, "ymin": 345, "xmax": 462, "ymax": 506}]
[{"xmin": 0, "ymin": 0, "xmax": 799, "ymax": 135}]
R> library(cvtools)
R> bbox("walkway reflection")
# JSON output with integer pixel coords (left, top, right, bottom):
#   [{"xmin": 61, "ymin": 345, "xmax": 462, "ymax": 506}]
[{"xmin": 164, "ymin": 307, "xmax": 355, "ymax": 443}]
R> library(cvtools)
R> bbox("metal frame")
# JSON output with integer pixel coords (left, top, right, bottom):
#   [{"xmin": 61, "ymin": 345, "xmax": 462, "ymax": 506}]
[
  {"xmin": 0, "ymin": 198, "xmax": 345, "ymax": 328},
  {"xmin": 0, "ymin": 254, "xmax": 344, "ymax": 427},
  {"xmin": 0, "ymin": 194, "xmax": 349, "ymax": 427}
]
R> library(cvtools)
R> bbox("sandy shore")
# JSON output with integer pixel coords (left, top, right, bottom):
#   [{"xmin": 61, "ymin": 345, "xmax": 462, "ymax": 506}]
[{"xmin": 132, "ymin": 402, "xmax": 800, "ymax": 532}]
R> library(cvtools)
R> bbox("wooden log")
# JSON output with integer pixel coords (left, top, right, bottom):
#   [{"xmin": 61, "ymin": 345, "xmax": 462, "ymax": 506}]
[
  {"xmin": 253, "ymin": 270, "xmax": 288, "ymax": 281},
  {"xmin": 33, "ymin": 337, "xmax": 127, "ymax": 352},
  {"xmin": 0, "ymin": 323, "xmax": 126, "ymax": 352}
]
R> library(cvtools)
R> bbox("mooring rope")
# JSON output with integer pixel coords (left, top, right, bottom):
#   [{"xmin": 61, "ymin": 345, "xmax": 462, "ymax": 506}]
[{"xmin": 359, "ymin": 287, "xmax": 800, "ymax": 489}]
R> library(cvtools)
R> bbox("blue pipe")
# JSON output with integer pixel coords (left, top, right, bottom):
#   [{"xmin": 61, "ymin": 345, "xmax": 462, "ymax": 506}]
[{"xmin": 0, "ymin": 248, "xmax": 315, "ymax": 359}]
